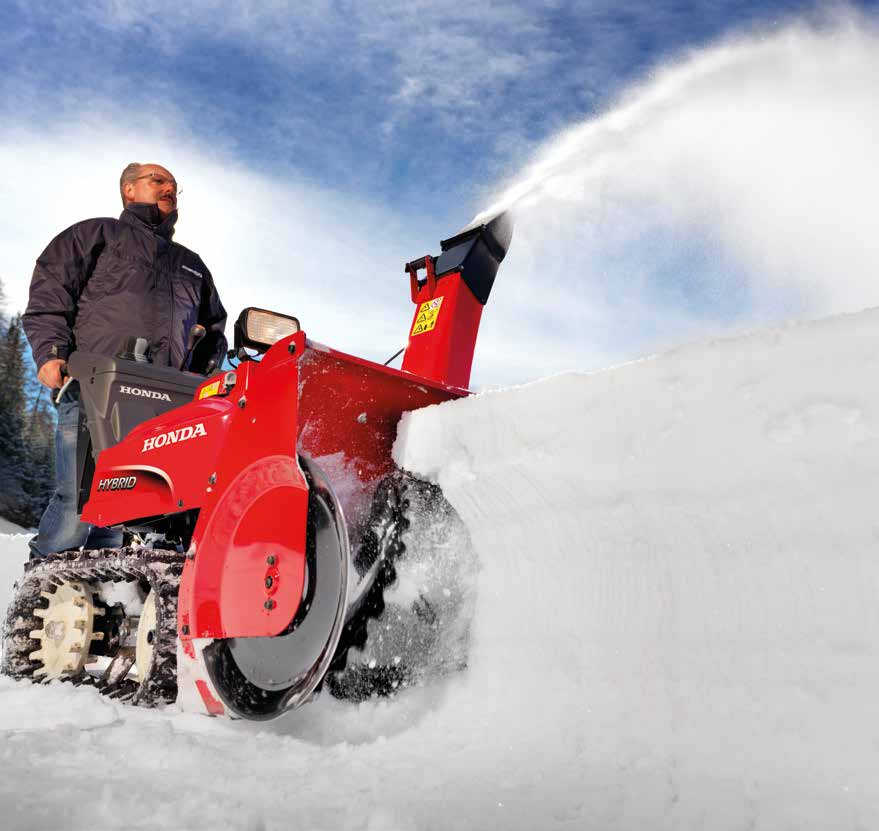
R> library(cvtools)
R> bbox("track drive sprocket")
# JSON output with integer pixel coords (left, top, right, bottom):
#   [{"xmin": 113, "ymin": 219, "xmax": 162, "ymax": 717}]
[
  {"xmin": 2, "ymin": 548, "xmax": 182, "ymax": 706},
  {"xmin": 27, "ymin": 580, "xmax": 104, "ymax": 680}
]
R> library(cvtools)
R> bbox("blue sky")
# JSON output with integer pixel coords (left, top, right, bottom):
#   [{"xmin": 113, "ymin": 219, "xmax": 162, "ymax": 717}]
[
  {"xmin": 2, "ymin": 1, "xmax": 879, "ymax": 384},
  {"xmin": 2, "ymin": 0, "xmax": 843, "ymax": 210}
]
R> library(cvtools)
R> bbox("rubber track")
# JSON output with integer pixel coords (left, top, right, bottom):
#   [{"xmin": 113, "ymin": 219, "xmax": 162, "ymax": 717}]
[
  {"xmin": 325, "ymin": 473, "xmax": 410, "ymax": 699},
  {"xmin": 1, "ymin": 547, "xmax": 183, "ymax": 707},
  {"xmin": 327, "ymin": 472, "xmax": 474, "ymax": 701}
]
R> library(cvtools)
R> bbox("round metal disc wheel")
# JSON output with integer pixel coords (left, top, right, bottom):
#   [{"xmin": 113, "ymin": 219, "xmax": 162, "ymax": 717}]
[
  {"xmin": 28, "ymin": 580, "xmax": 102, "ymax": 680},
  {"xmin": 136, "ymin": 590, "xmax": 157, "ymax": 683},
  {"xmin": 203, "ymin": 457, "xmax": 350, "ymax": 720}
]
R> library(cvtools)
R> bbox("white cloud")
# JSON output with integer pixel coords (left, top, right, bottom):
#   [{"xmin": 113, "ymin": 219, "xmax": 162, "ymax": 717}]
[
  {"xmin": 12, "ymin": 1, "xmax": 582, "ymax": 140},
  {"xmin": 0, "ymin": 121, "xmax": 435, "ymax": 369}
]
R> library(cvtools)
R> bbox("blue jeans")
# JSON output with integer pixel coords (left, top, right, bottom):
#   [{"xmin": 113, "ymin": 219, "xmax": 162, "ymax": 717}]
[{"xmin": 28, "ymin": 383, "xmax": 122, "ymax": 558}]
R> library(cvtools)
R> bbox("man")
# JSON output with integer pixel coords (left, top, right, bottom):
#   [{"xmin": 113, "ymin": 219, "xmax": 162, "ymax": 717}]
[{"xmin": 23, "ymin": 162, "xmax": 227, "ymax": 558}]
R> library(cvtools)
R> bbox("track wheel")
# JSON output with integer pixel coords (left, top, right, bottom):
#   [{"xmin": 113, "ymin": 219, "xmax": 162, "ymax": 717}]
[
  {"xmin": 28, "ymin": 580, "xmax": 104, "ymax": 680},
  {"xmin": 136, "ymin": 590, "xmax": 157, "ymax": 683}
]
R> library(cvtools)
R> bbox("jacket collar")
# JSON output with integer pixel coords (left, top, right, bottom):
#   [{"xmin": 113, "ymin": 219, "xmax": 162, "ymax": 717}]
[{"xmin": 120, "ymin": 203, "xmax": 178, "ymax": 239}]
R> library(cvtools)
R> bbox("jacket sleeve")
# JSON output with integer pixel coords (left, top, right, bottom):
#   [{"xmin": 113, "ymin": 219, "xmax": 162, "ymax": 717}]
[
  {"xmin": 22, "ymin": 220, "xmax": 106, "ymax": 369},
  {"xmin": 190, "ymin": 259, "xmax": 228, "ymax": 373}
]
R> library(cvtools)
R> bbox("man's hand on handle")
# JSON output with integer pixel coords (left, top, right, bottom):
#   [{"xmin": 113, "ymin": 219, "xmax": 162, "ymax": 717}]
[{"xmin": 38, "ymin": 358, "xmax": 67, "ymax": 390}]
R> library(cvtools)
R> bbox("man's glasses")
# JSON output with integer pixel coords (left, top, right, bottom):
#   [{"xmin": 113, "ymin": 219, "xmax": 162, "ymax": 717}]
[{"xmin": 134, "ymin": 173, "xmax": 182, "ymax": 196}]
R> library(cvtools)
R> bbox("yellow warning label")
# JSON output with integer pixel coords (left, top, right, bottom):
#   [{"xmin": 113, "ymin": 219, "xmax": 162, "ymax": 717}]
[
  {"xmin": 199, "ymin": 380, "xmax": 222, "ymax": 400},
  {"xmin": 410, "ymin": 296, "xmax": 444, "ymax": 337}
]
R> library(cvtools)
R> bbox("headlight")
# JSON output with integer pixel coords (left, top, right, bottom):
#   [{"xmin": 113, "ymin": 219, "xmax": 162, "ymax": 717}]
[{"xmin": 234, "ymin": 307, "xmax": 300, "ymax": 354}]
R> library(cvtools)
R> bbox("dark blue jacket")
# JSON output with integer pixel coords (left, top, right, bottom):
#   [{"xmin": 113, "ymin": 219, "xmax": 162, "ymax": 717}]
[{"xmin": 23, "ymin": 203, "xmax": 227, "ymax": 373}]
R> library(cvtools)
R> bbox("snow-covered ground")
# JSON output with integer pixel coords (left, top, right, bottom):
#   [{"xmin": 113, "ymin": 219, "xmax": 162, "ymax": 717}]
[
  {"xmin": 3, "ymin": 307, "xmax": 879, "ymax": 830},
  {"xmin": 0, "ymin": 517, "xmax": 27, "ymax": 535}
]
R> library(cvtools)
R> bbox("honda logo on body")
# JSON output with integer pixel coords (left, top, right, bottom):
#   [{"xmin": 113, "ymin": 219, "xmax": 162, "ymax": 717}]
[
  {"xmin": 142, "ymin": 423, "xmax": 208, "ymax": 452},
  {"xmin": 97, "ymin": 476, "xmax": 137, "ymax": 492},
  {"xmin": 120, "ymin": 385, "xmax": 172, "ymax": 402}
]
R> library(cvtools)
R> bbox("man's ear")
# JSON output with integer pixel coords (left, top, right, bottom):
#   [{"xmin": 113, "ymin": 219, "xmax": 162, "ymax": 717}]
[{"xmin": 122, "ymin": 182, "xmax": 134, "ymax": 204}]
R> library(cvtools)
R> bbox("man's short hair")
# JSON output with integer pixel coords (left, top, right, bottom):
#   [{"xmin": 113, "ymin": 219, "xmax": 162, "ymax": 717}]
[{"xmin": 119, "ymin": 163, "xmax": 143, "ymax": 207}]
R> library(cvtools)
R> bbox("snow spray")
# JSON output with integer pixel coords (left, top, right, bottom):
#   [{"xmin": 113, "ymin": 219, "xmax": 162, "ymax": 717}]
[{"xmin": 466, "ymin": 14, "xmax": 879, "ymax": 381}]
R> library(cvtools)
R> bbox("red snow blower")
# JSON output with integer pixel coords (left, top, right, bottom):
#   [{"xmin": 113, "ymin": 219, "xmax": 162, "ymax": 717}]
[{"xmin": 2, "ymin": 214, "xmax": 512, "ymax": 719}]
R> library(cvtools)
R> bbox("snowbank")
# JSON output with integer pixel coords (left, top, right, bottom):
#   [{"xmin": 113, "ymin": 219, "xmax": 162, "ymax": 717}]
[
  {"xmin": 0, "ymin": 517, "xmax": 27, "ymax": 535},
  {"xmin": 2, "ymin": 307, "xmax": 878, "ymax": 830},
  {"xmin": 394, "ymin": 306, "xmax": 879, "ymax": 829},
  {"xmin": 0, "ymin": 533, "xmax": 29, "ymax": 613}
]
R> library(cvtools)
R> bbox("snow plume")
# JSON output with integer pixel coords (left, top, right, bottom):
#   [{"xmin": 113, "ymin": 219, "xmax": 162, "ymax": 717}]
[{"xmin": 472, "ymin": 13, "xmax": 879, "ymax": 380}]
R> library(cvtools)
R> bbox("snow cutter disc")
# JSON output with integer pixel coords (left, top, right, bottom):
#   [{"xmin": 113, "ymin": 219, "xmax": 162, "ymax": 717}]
[{"xmin": 203, "ymin": 457, "xmax": 349, "ymax": 719}]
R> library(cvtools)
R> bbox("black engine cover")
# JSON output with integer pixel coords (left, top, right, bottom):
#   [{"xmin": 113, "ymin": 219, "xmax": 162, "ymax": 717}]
[{"xmin": 67, "ymin": 352, "xmax": 211, "ymax": 512}]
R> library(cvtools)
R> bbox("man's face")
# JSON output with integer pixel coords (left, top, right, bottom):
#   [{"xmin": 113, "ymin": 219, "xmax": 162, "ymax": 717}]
[{"xmin": 124, "ymin": 164, "xmax": 178, "ymax": 217}]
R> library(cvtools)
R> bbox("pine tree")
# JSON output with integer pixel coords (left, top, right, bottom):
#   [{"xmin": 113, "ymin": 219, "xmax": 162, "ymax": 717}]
[
  {"xmin": 22, "ymin": 386, "xmax": 56, "ymax": 519},
  {"xmin": 0, "ymin": 274, "xmax": 57, "ymax": 528},
  {"xmin": 0, "ymin": 314, "xmax": 33, "ymax": 526}
]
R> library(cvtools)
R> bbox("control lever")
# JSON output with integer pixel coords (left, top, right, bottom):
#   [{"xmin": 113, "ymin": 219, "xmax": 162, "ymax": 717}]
[
  {"xmin": 180, "ymin": 324, "xmax": 206, "ymax": 370},
  {"xmin": 55, "ymin": 365, "xmax": 73, "ymax": 405},
  {"xmin": 117, "ymin": 336, "xmax": 151, "ymax": 362}
]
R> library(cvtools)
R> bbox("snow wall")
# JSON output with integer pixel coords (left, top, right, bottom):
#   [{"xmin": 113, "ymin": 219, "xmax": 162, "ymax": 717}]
[
  {"xmin": 2, "ymin": 307, "xmax": 878, "ymax": 830},
  {"xmin": 392, "ymin": 306, "xmax": 879, "ymax": 829}
]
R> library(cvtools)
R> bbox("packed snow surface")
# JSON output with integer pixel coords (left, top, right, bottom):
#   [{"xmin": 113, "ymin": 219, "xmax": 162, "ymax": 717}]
[{"xmin": 3, "ymin": 308, "xmax": 879, "ymax": 829}]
